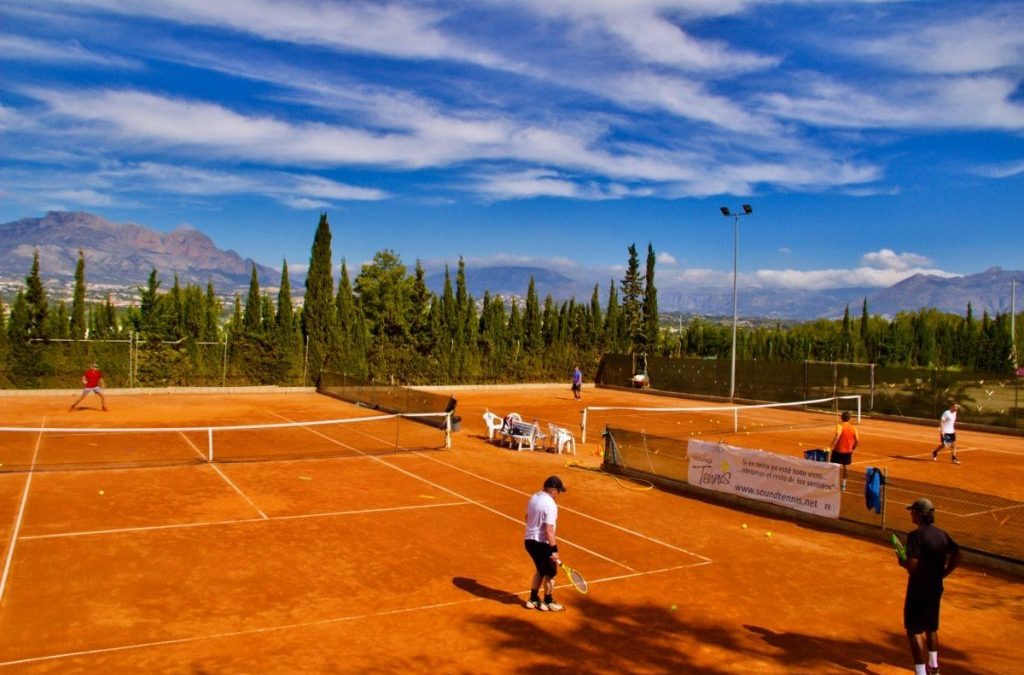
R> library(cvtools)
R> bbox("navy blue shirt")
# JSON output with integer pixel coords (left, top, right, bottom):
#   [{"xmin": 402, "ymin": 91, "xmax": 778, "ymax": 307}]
[{"xmin": 906, "ymin": 523, "xmax": 959, "ymax": 594}]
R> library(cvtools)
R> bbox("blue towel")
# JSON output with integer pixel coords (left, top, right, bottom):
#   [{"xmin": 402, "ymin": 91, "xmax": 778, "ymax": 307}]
[{"xmin": 864, "ymin": 467, "xmax": 883, "ymax": 513}]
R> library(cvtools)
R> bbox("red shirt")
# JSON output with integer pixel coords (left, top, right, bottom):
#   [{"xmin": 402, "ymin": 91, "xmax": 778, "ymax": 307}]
[
  {"xmin": 832, "ymin": 421, "xmax": 858, "ymax": 453},
  {"xmin": 83, "ymin": 368, "xmax": 103, "ymax": 388}
]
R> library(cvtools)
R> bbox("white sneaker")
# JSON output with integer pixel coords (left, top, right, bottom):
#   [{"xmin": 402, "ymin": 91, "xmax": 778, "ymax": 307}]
[
  {"xmin": 841, "ymin": 480, "xmax": 847, "ymax": 491},
  {"xmin": 524, "ymin": 599, "xmax": 541, "ymax": 610},
  {"xmin": 544, "ymin": 601, "xmax": 565, "ymax": 612}
]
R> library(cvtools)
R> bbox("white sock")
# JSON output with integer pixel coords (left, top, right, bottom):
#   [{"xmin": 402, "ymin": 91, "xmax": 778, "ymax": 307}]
[
  {"xmin": 928, "ymin": 651, "xmax": 938, "ymax": 668},
  {"xmin": 915, "ymin": 665, "xmax": 927, "ymax": 675}
]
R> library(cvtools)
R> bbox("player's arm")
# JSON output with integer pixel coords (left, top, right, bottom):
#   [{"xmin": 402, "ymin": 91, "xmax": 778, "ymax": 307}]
[
  {"xmin": 852, "ymin": 427, "xmax": 859, "ymax": 451},
  {"xmin": 943, "ymin": 547, "xmax": 961, "ymax": 578},
  {"xmin": 829, "ymin": 425, "xmax": 841, "ymax": 450},
  {"xmin": 544, "ymin": 523, "xmax": 559, "ymax": 561}
]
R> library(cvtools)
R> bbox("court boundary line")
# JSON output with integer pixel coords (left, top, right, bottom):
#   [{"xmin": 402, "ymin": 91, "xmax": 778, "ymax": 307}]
[
  {"xmin": 0, "ymin": 418, "xmax": 46, "ymax": 603},
  {"xmin": 415, "ymin": 451, "xmax": 713, "ymax": 564},
  {"xmin": 20, "ymin": 502, "xmax": 470, "ymax": 541},
  {"xmin": 271, "ymin": 413, "xmax": 639, "ymax": 572},
  {"xmin": 0, "ymin": 559, "xmax": 711, "ymax": 668},
  {"xmin": 179, "ymin": 432, "xmax": 268, "ymax": 520}
]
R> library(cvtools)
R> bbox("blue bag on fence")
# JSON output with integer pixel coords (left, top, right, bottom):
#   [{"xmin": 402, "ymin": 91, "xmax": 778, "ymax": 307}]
[{"xmin": 864, "ymin": 467, "xmax": 883, "ymax": 513}]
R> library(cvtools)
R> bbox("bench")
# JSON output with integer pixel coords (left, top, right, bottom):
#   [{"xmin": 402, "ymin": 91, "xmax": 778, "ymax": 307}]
[{"xmin": 504, "ymin": 420, "xmax": 544, "ymax": 451}]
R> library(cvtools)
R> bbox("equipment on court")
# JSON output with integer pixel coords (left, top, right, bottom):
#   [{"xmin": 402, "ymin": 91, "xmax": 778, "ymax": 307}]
[
  {"xmin": 559, "ymin": 561, "xmax": 588, "ymax": 594},
  {"xmin": 0, "ymin": 411, "xmax": 452, "ymax": 472},
  {"xmin": 891, "ymin": 533, "xmax": 907, "ymax": 561}
]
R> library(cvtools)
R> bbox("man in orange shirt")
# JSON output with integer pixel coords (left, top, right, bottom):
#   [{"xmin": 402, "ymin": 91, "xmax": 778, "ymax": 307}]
[
  {"xmin": 830, "ymin": 410, "xmax": 858, "ymax": 491},
  {"xmin": 69, "ymin": 362, "xmax": 108, "ymax": 412}
]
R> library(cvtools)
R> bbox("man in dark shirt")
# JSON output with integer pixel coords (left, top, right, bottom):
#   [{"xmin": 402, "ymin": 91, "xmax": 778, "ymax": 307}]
[{"xmin": 899, "ymin": 497, "xmax": 960, "ymax": 675}]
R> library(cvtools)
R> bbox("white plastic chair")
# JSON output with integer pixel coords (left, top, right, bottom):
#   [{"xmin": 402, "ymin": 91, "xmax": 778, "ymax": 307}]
[
  {"xmin": 548, "ymin": 423, "xmax": 577, "ymax": 456},
  {"xmin": 483, "ymin": 410, "xmax": 504, "ymax": 441}
]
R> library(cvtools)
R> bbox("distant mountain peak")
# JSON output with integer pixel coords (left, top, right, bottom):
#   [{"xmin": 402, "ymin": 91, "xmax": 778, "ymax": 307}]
[{"xmin": 0, "ymin": 211, "xmax": 279, "ymax": 289}]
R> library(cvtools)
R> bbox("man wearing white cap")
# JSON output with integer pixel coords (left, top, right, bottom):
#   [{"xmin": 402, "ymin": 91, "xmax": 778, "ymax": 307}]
[{"xmin": 899, "ymin": 497, "xmax": 960, "ymax": 675}]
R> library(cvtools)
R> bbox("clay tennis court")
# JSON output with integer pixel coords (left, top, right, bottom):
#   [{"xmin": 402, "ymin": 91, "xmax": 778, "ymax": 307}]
[{"xmin": 0, "ymin": 386, "xmax": 1020, "ymax": 673}]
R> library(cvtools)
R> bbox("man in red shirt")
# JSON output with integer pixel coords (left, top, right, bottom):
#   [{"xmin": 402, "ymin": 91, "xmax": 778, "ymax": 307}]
[
  {"xmin": 829, "ymin": 410, "xmax": 859, "ymax": 491},
  {"xmin": 69, "ymin": 363, "xmax": 108, "ymax": 412}
]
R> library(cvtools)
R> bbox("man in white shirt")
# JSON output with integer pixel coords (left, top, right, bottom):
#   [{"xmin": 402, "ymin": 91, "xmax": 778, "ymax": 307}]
[
  {"xmin": 523, "ymin": 475, "xmax": 567, "ymax": 612},
  {"xmin": 931, "ymin": 401, "xmax": 961, "ymax": 465}
]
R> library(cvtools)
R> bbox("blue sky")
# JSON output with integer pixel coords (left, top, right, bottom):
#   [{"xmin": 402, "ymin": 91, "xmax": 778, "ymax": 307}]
[{"xmin": 1, "ymin": 0, "xmax": 1022, "ymax": 295}]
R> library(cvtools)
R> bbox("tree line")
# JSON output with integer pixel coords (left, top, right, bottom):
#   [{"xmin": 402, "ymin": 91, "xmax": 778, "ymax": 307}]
[{"xmin": 0, "ymin": 212, "xmax": 1019, "ymax": 388}]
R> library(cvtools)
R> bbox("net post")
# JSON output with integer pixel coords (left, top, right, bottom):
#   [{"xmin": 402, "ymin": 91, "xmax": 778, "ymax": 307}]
[
  {"xmin": 581, "ymin": 408, "xmax": 588, "ymax": 444},
  {"xmin": 445, "ymin": 412, "xmax": 452, "ymax": 449},
  {"xmin": 733, "ymin": 407, "xmax": 738, "ymax": 433},
  {"xmin": 207, "ymin": 427, "xmax": 214, "ymax": 462},
  {"xmin": 856, "ymin": 394, "xmax": 862, "ymax": 423}
]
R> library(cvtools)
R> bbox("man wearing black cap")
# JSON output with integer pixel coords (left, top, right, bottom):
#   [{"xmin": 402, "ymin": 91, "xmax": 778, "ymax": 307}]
[
  {"xmin": 524, "ymin": 475, "xmax": 566, "ymax": 612},
  {"xmin": 899, "ymin": 497, "xmax": 961, "ymax": 675}
]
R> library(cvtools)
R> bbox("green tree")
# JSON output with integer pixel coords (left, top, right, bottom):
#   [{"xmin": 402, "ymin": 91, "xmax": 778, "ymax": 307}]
[
  {"xmin": 642, "ymin": 243, "xmax": 659, "ymax": 353},
  {"xmin": 620, "ymin": 244, "xmax": 643, "ymax": 353},
  {"xmin": 303, "ymin": 213, "xmax": 341, "ymax": 383},
  {"xmin": 70, "ymin": 250, "xmax": 87, "ymax": 339},
  {"xmin": 24, "ymin": 250, "xmax": 49, "ymax": 340}
]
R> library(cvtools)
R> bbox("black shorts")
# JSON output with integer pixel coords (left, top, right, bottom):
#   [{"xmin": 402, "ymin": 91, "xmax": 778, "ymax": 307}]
[
  {"xmin": 941, "ymin": 433, "xmax": 956, "ymax": 446},
  {"xmin": 830, "ymin": 451, "xmax": 852, "ymax": 466},
  {"xmin": 571, "ymin": 382, "xmax": 582, "ymax": 393},
  {"xmin": 904, "ymin": 588, "xmax": 942, "ymax": 633},
  {"xmin": 525, "ymin": 539, "xmax": 558, "ymax": 578}
]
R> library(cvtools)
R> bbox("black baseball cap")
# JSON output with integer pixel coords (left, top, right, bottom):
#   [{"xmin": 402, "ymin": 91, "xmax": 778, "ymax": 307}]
[
  {"xmin": 543, "ymin": 475, "xmax": 567, "ymax": 493},
  {"xmin": 907, "ymin": 497, "xmax": 934, "ymax": 515}
]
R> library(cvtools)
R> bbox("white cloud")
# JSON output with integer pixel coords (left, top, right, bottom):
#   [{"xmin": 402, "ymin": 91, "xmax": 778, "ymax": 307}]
[
  {"xmin": 851, "ymin": 9, "xmax": 1024, "ymax": 75},
  {"xmin": 0, "ymin": 33, "xmax": 139, "ymax": 67},
  {"xmin": 753, "ymin": 265, "xmax": 958, "ymax": 291},
  {"xmin": 656, "ymin": 251, "xmax": 677, "ymax": 265},
  {"xmin": 860, "ymin": 249, "xmax": 932, "ymax": 271},
  {"xmin": 973, "ymin": 160, "xmax": 1024, "ymax": 179}
]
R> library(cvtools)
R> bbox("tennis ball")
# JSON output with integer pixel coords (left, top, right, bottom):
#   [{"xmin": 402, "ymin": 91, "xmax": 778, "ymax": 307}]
[
  {"xmin": 765, "ymin": 531, "xmax": 773, "ymax": 538},
  {"xmin": 670, "ymin": 604, "xmax": 678, "ymax": 611},
  {"xmin": 98, "ymin": 490, "xmax": 105, "ymax": 495},
  {"xmin": 741, "ymin": 523, "xmax": 748, "ymax": 529}
]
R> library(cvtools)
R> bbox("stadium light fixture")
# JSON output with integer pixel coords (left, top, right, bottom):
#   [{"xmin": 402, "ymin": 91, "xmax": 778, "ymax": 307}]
[{"xmin": 720, "ymin": 203, "xmax": 753, "ymax": 401}]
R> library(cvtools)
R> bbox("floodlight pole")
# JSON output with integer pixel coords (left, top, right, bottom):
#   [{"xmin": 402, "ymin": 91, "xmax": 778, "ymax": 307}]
[
  {"xmin": 720, "ymin": 204, "xmax": 753, "ymax": 401},
  {"xmin": 1012, "ymin": 277, "xmax": 1018, "ymax": 368}
]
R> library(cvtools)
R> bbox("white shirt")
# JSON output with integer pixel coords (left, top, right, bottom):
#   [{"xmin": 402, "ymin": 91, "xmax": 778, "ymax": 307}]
[
  {"xmin": 524, "ymin": 490, "xmax": 557, "ymax": 543},
  {"xmin": 940, "ymin": 409, "xmax": 957, "ymax": 434}
]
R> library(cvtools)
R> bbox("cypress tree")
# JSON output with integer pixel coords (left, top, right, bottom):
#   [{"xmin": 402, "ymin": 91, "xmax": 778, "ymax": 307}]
[
  {"xmin": 642, "ymin": 243, "xmax": 659, "ymax": 353},
  {"xmin": 523, "ymin": 277, "xmax": 541, "ymax": 354},
  {"xmin": 25, "ymin": 250, "xmax": 49, "ymax": 340},
  {"xmin": 70, "ymin": 250, "xmax": 87, "ymax": 339},
  {"xmin": 303, "ymin": 213, "xmax": 341, "ymax": 382},
  {"xmin": 620, "ymin": 244, "xmax": 642, "ymax": 353},
  {"xmin": 244, "ymin": 263, "xmax": 262, "ymax": 335}
]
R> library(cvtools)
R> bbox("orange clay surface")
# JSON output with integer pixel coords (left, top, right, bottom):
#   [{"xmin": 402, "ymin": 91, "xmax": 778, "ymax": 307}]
[{"xmin": 0, "ymin": 386, "xmax": 1020, "ymax": 674}]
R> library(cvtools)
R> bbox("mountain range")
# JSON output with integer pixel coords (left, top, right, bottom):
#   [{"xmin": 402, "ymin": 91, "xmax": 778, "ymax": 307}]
[{"xmin": 1, "ymin": 212, "xmax": 1019, "ymax": 320}]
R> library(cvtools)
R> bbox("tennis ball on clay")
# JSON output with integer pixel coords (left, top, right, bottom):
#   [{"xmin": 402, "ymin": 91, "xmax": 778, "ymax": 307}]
[
  {"xmin": 765, "ymin": 531, "xmax": 773, "ymax": 538},
  {"xmin": 670, "ymin": 604, "xmax": 678, "ymax": 611},
  {"xmin": 98, "ymin": 490, "xmax": 105, "ymax": 496},
  {"xmin": 741, "ymin": 523, "xmax": 748, "ymax": 529}
]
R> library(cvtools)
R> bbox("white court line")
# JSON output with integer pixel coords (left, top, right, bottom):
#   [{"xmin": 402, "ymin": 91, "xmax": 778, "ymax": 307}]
[
  {"xmin": 0, "ymin": 558, "xmax": 710, "ymax": 668},
  {"xmin": 415, "ymin": 452, "xmax": 712, "ymax": 564},
  {"xmin": 270, "ymin": 413, "xmax": 638, "ymax": 572},
  {"xmin": 0, "ymin": 418, "xmax": 46, "ymax": 604},
  {"xmin": 20, "ymin": 502, "xmax": 469, "ymax": 541},
  {"xmin": 178, "ymin": 432, "xmax": 268, "ymax": 520}
]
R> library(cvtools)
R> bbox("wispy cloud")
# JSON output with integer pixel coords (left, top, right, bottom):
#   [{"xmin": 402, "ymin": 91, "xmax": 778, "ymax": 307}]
[{"xmin": 0, "ymin": 33, "xmax": 139, "ymax": 67}]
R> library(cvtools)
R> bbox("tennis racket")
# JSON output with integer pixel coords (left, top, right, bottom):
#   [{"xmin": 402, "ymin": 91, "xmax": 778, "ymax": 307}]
[
  {"xmin": 559, "ymin": 561, "xmax": 588, "ymax": 594},
  {"xmin": 891, "ymin": 533, "xmax": 907, "ymax": 562}
]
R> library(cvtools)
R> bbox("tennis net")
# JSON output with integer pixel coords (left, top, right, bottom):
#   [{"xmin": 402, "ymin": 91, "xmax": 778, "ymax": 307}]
[
  {"xmin": 0, "ymin": 412, "xmax": 451, "ymax": 473},
  {"xmin": 581, "ymin": 395, "xmax": 860, "ymax": 443}
]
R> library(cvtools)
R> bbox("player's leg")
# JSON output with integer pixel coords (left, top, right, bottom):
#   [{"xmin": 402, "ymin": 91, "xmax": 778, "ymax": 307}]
[
  {"xmin": 907, "ymin": 630, "xmax": 928, "ymax": 674},
  {"xmin": 98, "ymin": 389, "xmax": 108, "ymax": 411},
  {"xmin": 950, "ymin": 440, "xmax": 960, "ymax": 464},
  {"xmin": 69, "ymin": 390, "xmax": 86, "ymax": 411},
  {"xmin": 925, "ymin": 630, "xmax": 940, "ymax": 673}
]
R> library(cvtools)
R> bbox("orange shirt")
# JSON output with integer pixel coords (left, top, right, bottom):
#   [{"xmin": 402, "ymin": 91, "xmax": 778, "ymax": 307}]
[{"xmin": 832, "ymin": 421, "xmax": 858, "ymax": 453}]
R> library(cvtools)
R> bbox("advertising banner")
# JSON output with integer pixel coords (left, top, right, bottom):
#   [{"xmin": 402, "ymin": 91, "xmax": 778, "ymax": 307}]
[{"xmin": 687, "ymin": 439, "xmax": 840, "ymax": 519}]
